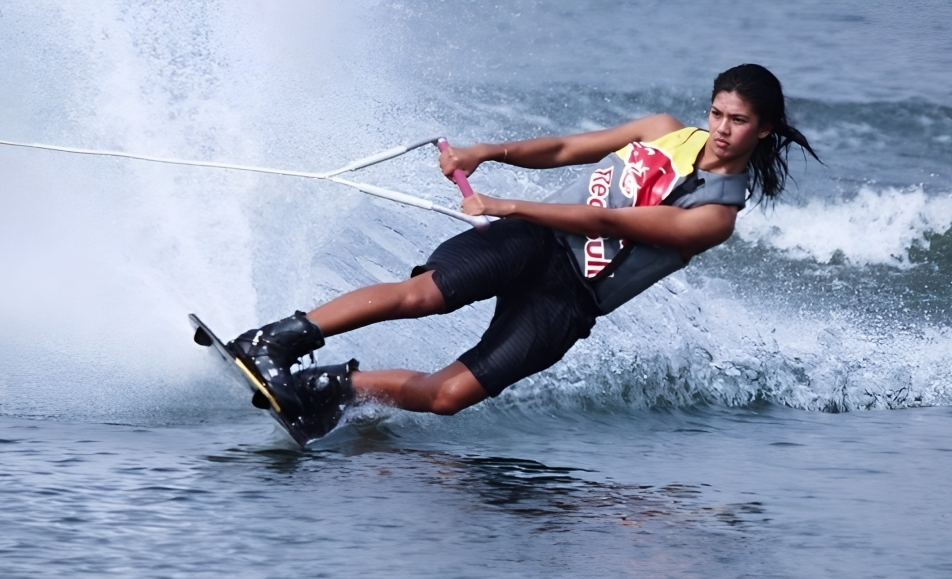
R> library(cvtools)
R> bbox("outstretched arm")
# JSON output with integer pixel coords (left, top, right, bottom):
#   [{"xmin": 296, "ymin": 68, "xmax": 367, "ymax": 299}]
[
  {"xmin": 441, "ymin": 114, "xmax": 684, "ymax": 178},
  {"xmin": 463, "ymin": 194, "xmax": 738, "ymax": 259}
]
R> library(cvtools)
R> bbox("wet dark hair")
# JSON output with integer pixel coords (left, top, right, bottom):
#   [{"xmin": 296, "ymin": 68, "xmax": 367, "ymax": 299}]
[{"xmin": 712, "ymin": 63, "xmax": 820, "ymax": 203}]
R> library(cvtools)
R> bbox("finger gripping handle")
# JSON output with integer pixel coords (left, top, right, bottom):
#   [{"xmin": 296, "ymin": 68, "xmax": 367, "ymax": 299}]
[
  {"xmin": 437, "ymin": 139, "xmax": 475, "ymax": 198},
  {"xmin": 438, "ymin": 138, "xmax": 490, "ymax": 230}
]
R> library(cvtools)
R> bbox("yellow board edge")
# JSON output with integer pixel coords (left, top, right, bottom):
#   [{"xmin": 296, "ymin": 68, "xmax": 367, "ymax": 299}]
[{"xmin": 234, "ymin": 358, "xmax": 283, "ymax": 413}]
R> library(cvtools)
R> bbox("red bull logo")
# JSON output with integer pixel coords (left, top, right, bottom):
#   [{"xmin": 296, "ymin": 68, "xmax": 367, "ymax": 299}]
[
  {"xmin": 619, "ymin": 143, "xmax": 677, "ymax": 206},
  {"xmin": 587, "ymin": 167, "xmax": 613, "ymax": 207},
  {"xmin": 584, "ymin": 237, "xmax": 611, "ymax": 277},
  {"xmin": 583, "ymin": 167, "xmax": 614, "ymax": 277}
]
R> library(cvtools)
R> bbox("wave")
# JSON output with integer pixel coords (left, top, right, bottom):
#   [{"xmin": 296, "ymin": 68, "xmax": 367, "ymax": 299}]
[
  {"xmin": 489, "ymin": 272, "xmax": 952, "ymax": 414},
  {"xmin": 736, "ymin": 185, "xmax": 952, "ymax": 267}
]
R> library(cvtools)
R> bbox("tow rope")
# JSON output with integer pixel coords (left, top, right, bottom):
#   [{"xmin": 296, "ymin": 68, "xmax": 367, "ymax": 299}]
[{"xmin": 0, "ymin": 137, "xmax": 491, "ymax": 229}]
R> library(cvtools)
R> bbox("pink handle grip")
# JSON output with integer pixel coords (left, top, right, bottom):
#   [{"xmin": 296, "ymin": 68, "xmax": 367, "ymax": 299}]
[
  {"xmin": 437, "ymin": 138, "xmax": 490, "ymax": 230},
  {"xmin": 437, "ymin": 139, "xmax": 476, "ymax": 197}
]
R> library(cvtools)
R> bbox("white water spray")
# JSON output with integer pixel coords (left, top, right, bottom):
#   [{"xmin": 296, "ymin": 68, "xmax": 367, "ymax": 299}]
[{"xmin": 2, "ymin": 1, "xmax": 950, "ymax": 425}]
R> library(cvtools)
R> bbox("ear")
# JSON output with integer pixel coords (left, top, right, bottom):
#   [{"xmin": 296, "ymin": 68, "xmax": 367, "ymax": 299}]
[{"xmin": 758, "ymin": 124, "xmax": 773, "ymax": 139}]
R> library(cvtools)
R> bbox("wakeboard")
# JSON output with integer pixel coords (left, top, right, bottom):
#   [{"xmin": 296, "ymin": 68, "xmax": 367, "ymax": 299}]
[{"xmin": 189, "ymin": 314, "xmax": 355, "ymax": 447}]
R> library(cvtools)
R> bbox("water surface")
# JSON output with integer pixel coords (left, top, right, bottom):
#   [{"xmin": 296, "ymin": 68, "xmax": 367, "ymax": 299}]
[{"xmin": 1, "ymin": 1, "xmax": 951, "ymax": 576}]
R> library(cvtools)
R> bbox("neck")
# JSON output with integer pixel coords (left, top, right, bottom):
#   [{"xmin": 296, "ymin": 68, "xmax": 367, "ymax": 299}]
[{"xmin": 695, "ymin": 137, "xmax": 752, "ymax": 175}]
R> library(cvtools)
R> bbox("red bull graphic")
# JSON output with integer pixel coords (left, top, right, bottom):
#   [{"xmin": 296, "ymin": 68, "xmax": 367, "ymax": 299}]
[
  {"xmin": 583, "ymin": 237, "xmax": 611, "ymax": 277},
  {"xmin": 619, "ymin": 142, "xmax": 678, "ymax": 206},
  {"xmin": 583, "ymin": 167, "xmax": 613, "ymax": 276},
  {"xmin": 564, "ymin": 128, "xmax": 708, "ymax": 279},
  {"xmin": 586, "ymin": 167, "xmax": 612, "ymax": 207}
]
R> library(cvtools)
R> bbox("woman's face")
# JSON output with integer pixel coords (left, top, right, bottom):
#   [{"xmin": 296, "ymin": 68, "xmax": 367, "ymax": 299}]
[{"xmin": 707, "ymin": 90, "xmax": 772, "ymax": 161}]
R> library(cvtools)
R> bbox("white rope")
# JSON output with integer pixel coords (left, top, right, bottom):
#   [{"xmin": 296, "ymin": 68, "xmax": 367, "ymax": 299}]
[
  {"xmin": 0, "ymin": 139, "xmax": 328, "ymax": 178},
  {"xmin": 0, "ymin": 137, "xmax": 487, "ymax": 227}
]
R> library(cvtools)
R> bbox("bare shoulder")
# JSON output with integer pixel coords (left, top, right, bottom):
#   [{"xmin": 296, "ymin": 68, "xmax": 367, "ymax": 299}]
[
  {"xmin": 634, "ymin": 114, "xmax": 685, "ymax": 141},
  {"xmin": 560, "ymin": 113, "xmax": 687, "ymax": 166},
  {"xmin": 599, "ymin": 114, "xmax": 685, "ymax": 148}
]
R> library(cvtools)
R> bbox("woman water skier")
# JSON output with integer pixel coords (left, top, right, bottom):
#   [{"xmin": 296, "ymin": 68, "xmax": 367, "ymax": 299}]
[{"xmin": 228, "ymin": 63, "xmax": 820, "ymax": 441}]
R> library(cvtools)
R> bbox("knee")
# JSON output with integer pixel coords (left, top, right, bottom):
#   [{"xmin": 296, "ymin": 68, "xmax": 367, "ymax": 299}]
[
  {"xmin": 428, "ymin": 381, "xmax": 482, "ymax": 416},
  {"xmin": 429, "ymin": 393, "xmax": 469, "ymax": 416},
  {"xmin": 399, "ymin": 274, "xmax": 445, "ymax": 315}
]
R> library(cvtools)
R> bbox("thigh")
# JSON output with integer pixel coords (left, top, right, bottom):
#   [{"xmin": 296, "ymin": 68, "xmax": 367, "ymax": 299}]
[
  {"xmin": 416, "ymin": 219, "xmax": 550, "ymax": 312},
  {"xmin": 458, "ymin": 257, "xmax": 599, "ymax": 397}
]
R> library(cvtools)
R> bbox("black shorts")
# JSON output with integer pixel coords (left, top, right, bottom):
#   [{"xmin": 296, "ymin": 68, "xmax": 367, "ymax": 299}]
[{"xmin": 413, "ymin": 219, "xmax": 599, "ymax": 397}]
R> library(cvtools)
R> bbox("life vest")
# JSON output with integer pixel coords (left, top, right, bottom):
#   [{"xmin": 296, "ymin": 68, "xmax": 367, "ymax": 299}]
[{"xmin": 545, "ymin": 127, "xmax": 748, "ymax": 314}]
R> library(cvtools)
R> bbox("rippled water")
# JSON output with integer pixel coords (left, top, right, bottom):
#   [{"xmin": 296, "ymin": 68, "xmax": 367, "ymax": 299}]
[
  {"xmin": 2, "ymin": 1, "xmax": 952, "ymax": 576},
  {"xmin": 3, "ymin": 405, "xmax": 951, "ymax": 578}
]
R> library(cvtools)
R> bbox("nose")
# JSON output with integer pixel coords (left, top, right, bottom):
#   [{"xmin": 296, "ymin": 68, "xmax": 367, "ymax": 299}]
[{"xmin": 714, "ymin": 115, "xmax": 731, "ymax": 135}]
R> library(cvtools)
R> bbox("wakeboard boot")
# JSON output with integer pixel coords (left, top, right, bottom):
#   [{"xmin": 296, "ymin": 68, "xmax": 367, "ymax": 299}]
[
  {"xmin": 281, "ymin": 359, "xmax": 359, "ymax": 441},
  {"xmin": 227, "ymin": 310, "xmax": 325, "ymax": 422}
]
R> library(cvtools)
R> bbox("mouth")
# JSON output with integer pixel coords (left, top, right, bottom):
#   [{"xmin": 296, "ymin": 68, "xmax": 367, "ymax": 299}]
[{"xmin": 714, "ymin": 138, "xmax": 730, "ymax": 149}]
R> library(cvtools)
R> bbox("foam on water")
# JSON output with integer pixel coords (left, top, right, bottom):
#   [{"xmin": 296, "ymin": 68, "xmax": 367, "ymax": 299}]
[
  {"xmin": 477, "ymin": 274, "xmax": 952, "ymax": 416},
  {"xmin": 736, "ymin": 185, "xmax": 952, "ymax": 267}
]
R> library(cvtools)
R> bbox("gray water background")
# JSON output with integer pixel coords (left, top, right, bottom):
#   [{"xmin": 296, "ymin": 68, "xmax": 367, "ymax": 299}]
[{"xmin": 1, "ymin": 1, "xmax": 952, "ymax": 577}]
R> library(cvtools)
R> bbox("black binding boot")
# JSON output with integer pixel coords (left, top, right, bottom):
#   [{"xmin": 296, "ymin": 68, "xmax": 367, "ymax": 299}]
[
  {"xmin": 283, "ymin": 359, "xmax": 359, "ymax": 442},
  {"xmin": 228, "ymin": 311, "xmax": 325, "ymax": 419},
  {"xmin": 248, "ymin": 359, "xmax": 359, "ymax": 443}
]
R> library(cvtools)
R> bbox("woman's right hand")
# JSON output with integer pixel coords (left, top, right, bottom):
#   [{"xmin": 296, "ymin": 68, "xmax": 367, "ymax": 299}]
[{"xmin": 439, "ymin": 144, "xmax": 485, "ymax": 182}]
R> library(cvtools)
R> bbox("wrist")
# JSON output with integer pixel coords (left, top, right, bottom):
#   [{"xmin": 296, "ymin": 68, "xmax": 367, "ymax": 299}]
[
  {"xmin": 479, "ymin": 143, "xmax": 509, "ymax": 164},
  {"xmin": 499, "ymin": 199, "xmax": 518, "ymax": 217},
  {"xmin": 480, "ymin": 196, "xmax": 515, "ymax": 218}
]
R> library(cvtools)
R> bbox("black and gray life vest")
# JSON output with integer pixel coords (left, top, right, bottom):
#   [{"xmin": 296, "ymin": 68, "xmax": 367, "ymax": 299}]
[{"xmin": 545, "ymin": 127, "xmax": 747, "ymax": 314}]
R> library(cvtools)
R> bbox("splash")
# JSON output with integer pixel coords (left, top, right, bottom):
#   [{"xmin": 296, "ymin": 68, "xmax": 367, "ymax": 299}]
[{"xmin": 735, "ymin": 186, "xmax": 952, "ymax": 267}]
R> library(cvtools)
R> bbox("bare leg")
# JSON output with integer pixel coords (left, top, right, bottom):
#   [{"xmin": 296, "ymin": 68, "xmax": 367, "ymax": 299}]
[
  {"xmin": 352, "ymin": 361, "xmax": 487, "ymax": 415},
  {"xmin": 304, "ymin": 271, "xmax": 486, "ymax": 414},
  {"xmin": 306, "ymin": 270, "xmax": 446, "ymax": 337}
]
